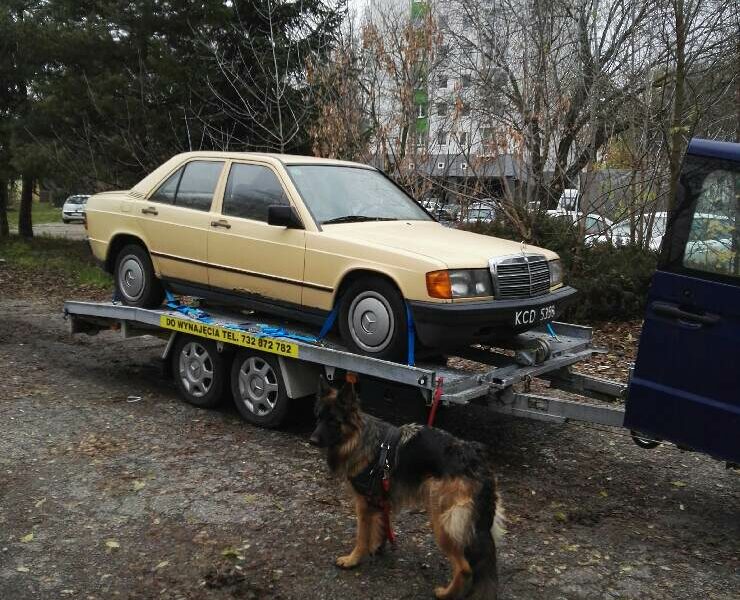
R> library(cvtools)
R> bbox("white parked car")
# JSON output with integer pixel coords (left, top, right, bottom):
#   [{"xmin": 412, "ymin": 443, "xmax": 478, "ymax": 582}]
[
  {"xmin": 62, "ymin": 195, "xmax": 90, "ymax": 223},
  {"xmin": 546, "ymin": 209, "xmax": 613, "ymax": 245},
  {"xmin": 462, "ymin": 201, "xmax": 496, "ymax": 225},
  {"xmin": 612, "ymin": 212, "xmax": 667, "ymax": 251}
]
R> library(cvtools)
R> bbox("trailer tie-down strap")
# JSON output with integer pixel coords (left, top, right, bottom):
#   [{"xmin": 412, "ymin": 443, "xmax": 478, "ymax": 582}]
[
  {"xmin": 163, "ymin": 291, "xmax": 319, "ymax": 344},
  {"xmin": 163, "ymin": 291, "xmax": 416, "ymax": 365}
]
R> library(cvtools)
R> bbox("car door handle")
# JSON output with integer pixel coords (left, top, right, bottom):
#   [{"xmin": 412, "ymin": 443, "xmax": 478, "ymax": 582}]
[
  {"xmin": 652, "ymin": 301, "xmax": 720, "ymax": 325},
  {"xmin": 210, "ymin": 219, "xmax": 231, "ymax": 229},
  {"xmin": 141, "ymin": 206, "xmax": 158, "ymax": 216}
]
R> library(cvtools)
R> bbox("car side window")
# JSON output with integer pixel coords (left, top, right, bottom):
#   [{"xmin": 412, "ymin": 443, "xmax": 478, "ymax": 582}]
[
  {"xmin": 175, "ymin": 161, "xmax": 224, "ymax": 211},
  {"xmin": 682, "ymin": 168, "xmax": 739, "ymax": 278},
  {"xmin": 223, "ymin": 163, "xmax": 289, "ymax": 222},
  {"xmin": 149, "ymin": 161, "xmax": 224, "ymax": 210},
  {"xmin": 150, "ymin": 168, "xmax": 182, "ymax": 204}
]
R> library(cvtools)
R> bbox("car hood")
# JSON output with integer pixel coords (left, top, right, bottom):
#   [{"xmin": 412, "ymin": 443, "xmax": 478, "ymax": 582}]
[{"xmin": 321, "ymin": 220, "xmax": 558, "ymax": 268}]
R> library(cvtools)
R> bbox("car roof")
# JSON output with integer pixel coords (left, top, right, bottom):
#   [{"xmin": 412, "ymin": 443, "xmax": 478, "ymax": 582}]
[
  {"xmin": 168, "ymin": 151, "xmax": 373, "ymax": 169},
  {"xmin": 687, "ymin": 138, "xmax": 739, "ymax": 162}
]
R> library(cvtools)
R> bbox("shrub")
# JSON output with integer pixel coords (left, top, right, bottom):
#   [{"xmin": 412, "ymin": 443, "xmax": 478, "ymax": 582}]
[{"xmin": 463, "ymin": 213, "xmax": 658, "ymax": 322}]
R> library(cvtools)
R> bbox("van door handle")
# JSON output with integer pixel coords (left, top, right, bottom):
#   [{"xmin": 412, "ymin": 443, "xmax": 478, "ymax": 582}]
[
  {"xmin": 652, "ymin": 301, "xmax": 720, "ymax": 325},
  {"xmin": 141, "ymin": 206, "xmax": 158, "ymax": 216},
  {"xmin": 210, "ymin": 219, "xmax": 231, "ymax": 229}
]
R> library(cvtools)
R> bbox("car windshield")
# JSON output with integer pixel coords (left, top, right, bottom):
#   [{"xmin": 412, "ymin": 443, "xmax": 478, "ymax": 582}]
[
  {"xmin": 286, "ymin": 165, "xmax": 432, "ymax": 225},
  {"xmin": 469, "ymin": 209, "xmax": 492, "ymax": 219},
  {"xmin": 67, "ymin": 196, "xmax": 87, "ymax": 205},
  {"xmin": 585, "ymin": 216, "xmax": 607, "ymax": 235}
]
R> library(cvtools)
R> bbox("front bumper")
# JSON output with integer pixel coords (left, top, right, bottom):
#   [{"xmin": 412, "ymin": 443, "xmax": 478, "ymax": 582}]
[{"xmin": 409, "ymin": 285, "xmax": 578, "ymax": 349}]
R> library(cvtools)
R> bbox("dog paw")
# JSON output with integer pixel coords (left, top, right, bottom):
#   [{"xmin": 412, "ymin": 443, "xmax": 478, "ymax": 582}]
[
  {"xmin": 434, "ymin": 587, "xmax": 451, "ymax": 599},
  {"xmin": 335, "ymin": 554, "xmax": 361, "ymax": 569}
]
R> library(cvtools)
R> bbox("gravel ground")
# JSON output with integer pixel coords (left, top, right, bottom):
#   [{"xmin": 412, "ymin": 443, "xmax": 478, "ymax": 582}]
[{"xmin": 0, "ymin": 295, "xmax": 738, "ymax": 600}]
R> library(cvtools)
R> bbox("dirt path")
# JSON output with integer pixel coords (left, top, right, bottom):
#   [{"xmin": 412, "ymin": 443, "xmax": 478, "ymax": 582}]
[
  {"xmin": 1, "ymin": 298, "xmax": 738, "ymax": 600},
  {"xmin": 9, "ymin": 223, "xmax": 87, "ymax": 240}
]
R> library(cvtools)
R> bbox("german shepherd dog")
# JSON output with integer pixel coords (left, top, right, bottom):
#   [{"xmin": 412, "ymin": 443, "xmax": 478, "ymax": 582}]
[{"xmin": 310, "ymin": 376, "xmax": 504, "ymax": 599}]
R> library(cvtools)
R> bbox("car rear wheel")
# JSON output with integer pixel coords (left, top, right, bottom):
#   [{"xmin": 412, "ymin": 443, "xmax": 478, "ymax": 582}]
[
  {"xmin": 114, "ymin": 243, "xmax": 164, "ymax": 308},
  {"xmin": 338, "ymin": 277, "xmax": 407, "ymax": 361},
  {"xmin": 172, "ymin": 336, "xmax": 228, "ymax": 409},
  {"xmin": 230, "ymin": 351, "xmax": 289, "ymax": 428}
]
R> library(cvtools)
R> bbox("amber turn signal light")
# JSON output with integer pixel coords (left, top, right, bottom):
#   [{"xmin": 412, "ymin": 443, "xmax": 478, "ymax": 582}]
[{"xmin": 426, "ymin": 270, "xmax": 452, "ymax": 299}]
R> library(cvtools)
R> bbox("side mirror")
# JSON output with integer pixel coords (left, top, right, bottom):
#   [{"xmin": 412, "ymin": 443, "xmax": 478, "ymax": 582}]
[{"xmin": 267, "ymin": 205, "xmax": 303, "ymax": 228}]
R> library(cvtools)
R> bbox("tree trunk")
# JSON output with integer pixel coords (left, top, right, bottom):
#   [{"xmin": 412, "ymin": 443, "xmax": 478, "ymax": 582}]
[
  {"xmin": 0, "ymin": 179, "xmax": 9, "ymax": 237},
  {"xmin": 18, "ymin": 175, "xmax": 34, "ymax": 239},
  {"xmin": 667, "ymin": 0, "xmax": 686, "ymax": 213}
]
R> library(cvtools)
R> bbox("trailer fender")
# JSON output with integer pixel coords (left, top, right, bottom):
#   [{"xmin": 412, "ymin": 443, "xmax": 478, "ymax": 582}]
[{"xmin": 278, "ymin": 356, "xmax": 321, "ymax": 399}]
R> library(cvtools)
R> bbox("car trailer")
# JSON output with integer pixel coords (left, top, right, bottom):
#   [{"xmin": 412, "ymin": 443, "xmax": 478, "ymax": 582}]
[{"xmin": 63, "ymin": 299, "xmax": 632, "ymax": 436}]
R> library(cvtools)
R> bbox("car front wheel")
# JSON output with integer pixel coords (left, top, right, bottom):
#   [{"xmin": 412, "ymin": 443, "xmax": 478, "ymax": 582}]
[
  {"xmin": 338, "ymin": 277, "xmax": 407, "ymax": 362},
  {"xmin": 114, "ymin": 243, "xmax": 165, "ymax": 308}
]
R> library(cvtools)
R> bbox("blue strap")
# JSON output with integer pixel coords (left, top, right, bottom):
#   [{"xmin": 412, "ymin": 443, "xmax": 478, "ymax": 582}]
[
  {"xmin": 164, "ymin": 291, "xmax": 319, "ymax": 343},
  {"xmin": 317, "ymin": 302, "xmax": 339, "ymax": 341},
  {"xmin": 546, "ymin": 322, "xmax": 557, "ymax": 338},
  {"xmin": 405, "ymin": 303, "xmax": 415, "ymax": 366}
]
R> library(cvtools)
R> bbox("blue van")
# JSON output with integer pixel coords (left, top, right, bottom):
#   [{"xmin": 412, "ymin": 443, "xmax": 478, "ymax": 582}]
[{"xmin": 624, "ymin": 139, "xmax": 739, "ymax": 463}]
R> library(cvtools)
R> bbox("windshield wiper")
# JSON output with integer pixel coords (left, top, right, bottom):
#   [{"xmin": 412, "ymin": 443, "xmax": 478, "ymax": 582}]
[{"xmin": 322, "ymin": 215, "xmax": 397, "ymax": 224}]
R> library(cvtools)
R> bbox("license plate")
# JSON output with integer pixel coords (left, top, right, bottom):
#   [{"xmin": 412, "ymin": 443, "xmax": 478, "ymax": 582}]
[{"xmin": 514, "ymin": 304, "xmax": 556, "ymax": 326}]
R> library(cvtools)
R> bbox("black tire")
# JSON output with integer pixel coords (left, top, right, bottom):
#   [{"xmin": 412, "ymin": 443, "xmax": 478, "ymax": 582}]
[
  {"xmin": 230, "ymin": 350, "xmax": 290, "ymax": 428},
  {"xmin": 338, "ymin": 276, "xmax": 407, "ymax": 361},
  {"xmin": 171, "ymin": 335, "xmax": 228, "ymax": 409},
  {"xmin": 114, "ymin": 243, "xmax": 165, "ymax": 308}
]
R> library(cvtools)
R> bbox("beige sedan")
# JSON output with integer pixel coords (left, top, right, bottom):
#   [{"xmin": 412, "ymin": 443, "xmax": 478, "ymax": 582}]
[{"xmin": 86, "ymin": 152, "xmax": 576, "ymax": 360}]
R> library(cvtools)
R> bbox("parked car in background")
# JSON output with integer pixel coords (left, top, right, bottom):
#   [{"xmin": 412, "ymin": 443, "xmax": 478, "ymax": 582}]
[
  {"xmin": 86, "ymin": 151, "xmax": 576, "ymax": 360},
  {"xmin": 462, "ymin": 201, "xmax": 496, "ymax": 225},
  {"xmin": 612, "ymin": 212, "xmax": 667, "ymax": 250},
  {"xmin": 62, "ymin": 194, "xmax": 90, "ymax": 223},
  {"xmin": 546, "ymin": 209, "xmax": 613, "ymax": 245}
]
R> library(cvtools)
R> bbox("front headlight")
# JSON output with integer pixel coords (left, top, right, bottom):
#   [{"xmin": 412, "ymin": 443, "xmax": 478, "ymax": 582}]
[
  {"xmin": 426, "ymin": 269, "xmax": 492, "ymax": 299},
  {"xmin": 549, "ymin": 259, "xmax": 563, "ymax": 287}
]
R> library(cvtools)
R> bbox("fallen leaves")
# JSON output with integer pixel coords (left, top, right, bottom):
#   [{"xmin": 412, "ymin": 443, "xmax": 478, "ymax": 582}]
[
  {"xmin": 20, "ymin": 532, "xmax": 34, "ymax": 543},
  {"xmin": 105, "ymin": 540, "xmax": 120, "ymax": 551}
]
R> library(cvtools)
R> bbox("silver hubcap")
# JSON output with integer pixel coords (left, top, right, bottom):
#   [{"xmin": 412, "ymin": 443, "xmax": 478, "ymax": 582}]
[
  {"xmin": 348, "ymin": 291, "xmax": 394, "ymax": 352},
  {"xmin": 178, "ymin": 342, "xmax": 214, "ymax": 398},
  {"xmin": 118, "ymin": 256, "xmax": 145, "ymax": 301},
  {"xmin": 237, "ymin": 357, "xmax": 279, "ymax": 417}
]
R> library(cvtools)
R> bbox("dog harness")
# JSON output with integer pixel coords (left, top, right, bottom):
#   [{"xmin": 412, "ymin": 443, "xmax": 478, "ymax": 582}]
[{"xmin": 350, "ymin": 427, "xmax": 402, "ymax": 545}]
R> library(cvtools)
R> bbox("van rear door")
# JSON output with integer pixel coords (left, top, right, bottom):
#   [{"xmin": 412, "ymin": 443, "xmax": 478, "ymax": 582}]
[{"xmin": 624, "ymin": 139, "xmax": 740, "ymax": 463}]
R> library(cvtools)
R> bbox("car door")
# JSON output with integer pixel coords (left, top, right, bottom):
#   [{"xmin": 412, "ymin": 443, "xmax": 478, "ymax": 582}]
[
  {"xmin": 207, "ymin": 161, "xmax": 306, "ymax": 306},
  {"xmin": 139, "ymin": 159, "xmax": 226, "ymax": 287},
  {"xmin": 624, "ymin": 141, "xmax": 740, "ymax": 463}
]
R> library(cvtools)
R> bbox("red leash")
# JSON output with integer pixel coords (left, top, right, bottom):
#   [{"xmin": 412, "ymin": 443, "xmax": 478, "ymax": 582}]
[
  {"xmin": 381, "ymin": 477, "xmax": 396, "ymax": 546},
  {"xmin": 427, "ymin": 377, "xmax": 444, "ymax": 427}
]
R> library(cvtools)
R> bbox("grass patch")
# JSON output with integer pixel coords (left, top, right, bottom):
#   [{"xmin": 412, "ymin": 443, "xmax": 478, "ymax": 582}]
[
  {"xmin": 6, "ymin": 202, "xmax": 64, "ymax": 225},
  {"xmin": 33, "ymin": 202, "xmax": 63, "ymax": 224},
  {"xmin": 0, "ymin": 235, "xmax": 111, "ymax": 290}
]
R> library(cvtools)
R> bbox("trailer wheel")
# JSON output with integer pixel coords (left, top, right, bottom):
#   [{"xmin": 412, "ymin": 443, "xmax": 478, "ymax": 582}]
[
  {"xmin": 172, "ymin": 336, "xmax": 227, "ymax": 408},
  {"xmin": 230, "ymin": 351, "xmax": 289, "ymax": 428}
]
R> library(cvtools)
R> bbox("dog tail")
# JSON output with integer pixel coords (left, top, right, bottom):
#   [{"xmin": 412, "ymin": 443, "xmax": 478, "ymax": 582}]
[{"xmin": 465, "ymin": 480, "xmax": 503, "ymax": 600}]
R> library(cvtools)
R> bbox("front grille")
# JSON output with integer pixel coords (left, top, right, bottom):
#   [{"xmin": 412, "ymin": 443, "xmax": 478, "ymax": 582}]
[{"xmin": 490, "ymin": 254, "xmax": 550, "ymax": 299}]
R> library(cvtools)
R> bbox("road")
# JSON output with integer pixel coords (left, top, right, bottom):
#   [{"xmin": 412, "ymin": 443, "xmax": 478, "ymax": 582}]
[{"xmin": 0, "ymin": 295, "xmax": 738, "ymax": 599}]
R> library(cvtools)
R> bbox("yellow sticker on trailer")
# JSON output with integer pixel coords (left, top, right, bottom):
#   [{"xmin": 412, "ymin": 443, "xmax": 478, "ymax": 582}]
[{"xmin": 159, "ymin": 315, "xmax": 299, "ymax": 358}]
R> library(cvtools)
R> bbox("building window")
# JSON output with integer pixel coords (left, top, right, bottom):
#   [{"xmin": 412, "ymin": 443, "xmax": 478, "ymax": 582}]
[
  {"xmin": 438, "ymin": 15, "xmax": 449, "ymax": 29},
  {"xmin": 438, "ymin": 162, "xmax": 446, "ymax": 170},
  {"xmin": 440, "ymin": 44, "xmax": 450, "ymax": 59},
  {"xmin": 438, "ymin": 75, "xmax": 448, "ymax": 88},
  {"xmin": 437, "ymin": 131, "xmax": 448, "ymax": 145},
  {"xmin": 461, "ymin": 162, "xmax": 468, "ymax": 170},
  {"xmin": 458, "ymin": 132, "xmax": 468, "ymax": 145},
  {"xmin": 461, "ymin": 73, "xmax": 472, "ymax": 88},
  {"xmin": 462, "ymin": 15, "xmax": 472, "ymax": 29},
  {"xmin": 436, "ymin": 102, "xmax": 448, "ymax": 116}
]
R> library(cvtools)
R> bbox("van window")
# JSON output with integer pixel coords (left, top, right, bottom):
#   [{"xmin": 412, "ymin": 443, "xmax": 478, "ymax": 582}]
[{"xmin": 682, "ymin": 167, "xmax": 739, "ymax": 277}]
